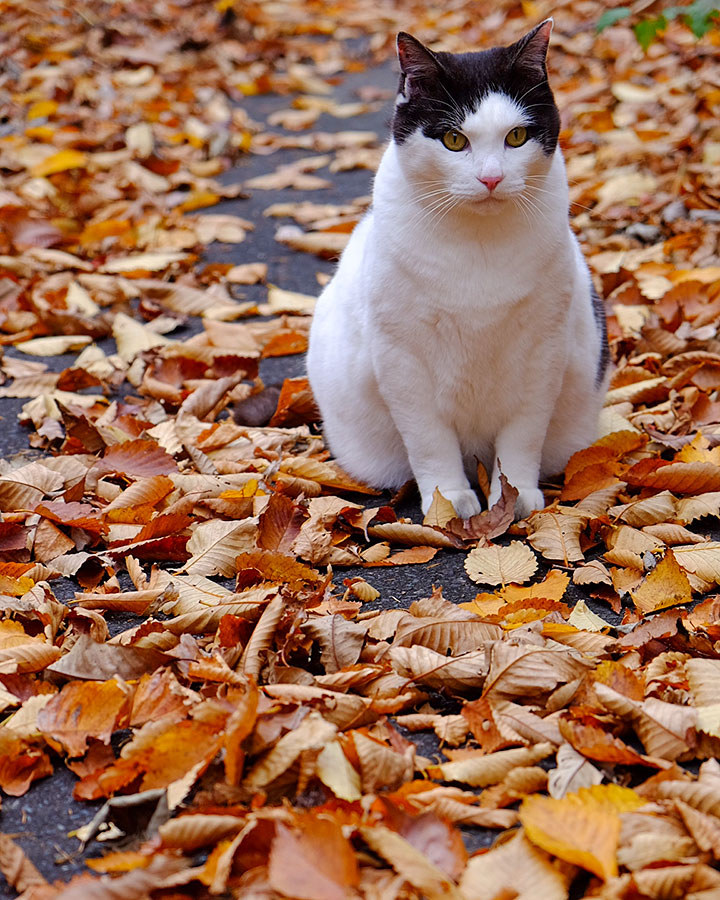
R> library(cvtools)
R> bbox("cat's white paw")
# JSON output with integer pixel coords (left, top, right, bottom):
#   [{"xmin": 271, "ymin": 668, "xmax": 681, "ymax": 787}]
[
  {"xmin": 439, "ymin": 488, "xmax": 483, "ymax": 520},
  {"xmin": 514, "ymin": 488, "xmax": 546, "ymax": 519}
]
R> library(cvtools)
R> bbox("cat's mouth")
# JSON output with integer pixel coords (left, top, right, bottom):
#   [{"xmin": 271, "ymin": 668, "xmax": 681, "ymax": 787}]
[{"xmin": 468, "ymin": 193, "xmax": 506, "ymax": 207}]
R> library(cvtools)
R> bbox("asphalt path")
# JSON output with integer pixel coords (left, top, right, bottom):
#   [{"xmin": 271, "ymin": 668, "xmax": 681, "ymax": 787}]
[{"xmin": 0, "ymin": 52, "xmax": 614, "ymax": 893}]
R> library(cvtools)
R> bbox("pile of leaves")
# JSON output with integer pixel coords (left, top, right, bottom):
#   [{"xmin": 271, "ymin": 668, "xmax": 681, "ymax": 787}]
[{"xmin": 0, "ymin": 1, "xmax": 720, "ymax": 898}]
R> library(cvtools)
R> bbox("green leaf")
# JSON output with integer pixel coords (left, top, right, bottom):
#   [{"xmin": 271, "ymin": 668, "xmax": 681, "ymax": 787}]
[
  {"xmin": 682, "ymin": 0, "xmax": 720, "ymax": 37},
  {"xmin": 633, "ymin": 15, "xmax": 667, "ymax": 50},
  {"xmin": 596, "ymin": 7, "xmax": 631, "ymax": 31}
]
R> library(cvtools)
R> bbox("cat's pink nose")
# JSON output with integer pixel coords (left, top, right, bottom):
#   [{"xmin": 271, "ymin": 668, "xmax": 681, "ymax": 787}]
[{"xmin": 478, "ymin": 175, "xmax": 503, "ymax": 191}]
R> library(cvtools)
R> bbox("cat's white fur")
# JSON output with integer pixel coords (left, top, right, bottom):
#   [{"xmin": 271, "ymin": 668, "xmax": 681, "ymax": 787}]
[{"xmin": 307, "ymin": 87, "xmax": 608, "ymax": 520}]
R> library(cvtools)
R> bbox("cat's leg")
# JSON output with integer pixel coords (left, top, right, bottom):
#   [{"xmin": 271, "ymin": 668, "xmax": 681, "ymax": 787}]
[
  {"xmin": 373, "ymin": 357, "xmax": 482, "ymax": 518},
  {"xmin": 489, "ymin": 412, "xmax": 550, "ymax": 519},
  {"xmin": 412, "ymin": 430, "xmax": 482, "ymax": 518}
]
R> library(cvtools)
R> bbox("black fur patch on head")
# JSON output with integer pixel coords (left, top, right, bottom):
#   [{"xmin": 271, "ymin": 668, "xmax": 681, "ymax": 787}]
[{"xmin": 393, "ymin": 22, "xmax": 560, "ymax": 156}]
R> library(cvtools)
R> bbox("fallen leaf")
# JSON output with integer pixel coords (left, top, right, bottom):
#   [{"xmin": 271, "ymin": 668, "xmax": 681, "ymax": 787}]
[
  {"xmin": 464, "ymin": 541, "xmax": 538, "ymax": 586},
  {"xmin": 460, "ymin": 832, "xmax": 572, "ymax": 900},
  {"xmin": 631, "ymin": 550, "xmax": 693, "ymax": 612},
  {"xmin": 268, "ymin": 818, "xmax": 359, "ymax": 900},
  {"xmin": 520, "ymin": 784, "xmax": 645, "ymax": 880}
]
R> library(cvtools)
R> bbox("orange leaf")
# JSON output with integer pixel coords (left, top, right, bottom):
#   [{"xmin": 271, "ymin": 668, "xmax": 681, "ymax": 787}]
[
  {"xmin": 268, "ymin": 377, "xmax": 319, "ymax": 426},
  {"xmin": 559, "ymin": 716, "xmax": 651, "ymax": 766},
  {"xmin": 520, "ymin": 785, "xmax": 645, "ymax": 880},
  {"xmin": 0, "ymin": 731, "xmax": 53, "ymax": 796},
  {"xmin": 625, "ymin": 459, "xmax": 720, "ymax": 493},
  {"xmin": 129, "ymin": 669, "xmax": 196, "ymax": 728},
  {"xmin": 268, "ymin": 816, "xmax": 359, "ymax": 900},
  {"xmin": 87, "ymin": 715, "xmax": 227, "ymax": 798},
  {"xmin": 79, "ymin": 219, "xmax": 132, "ymax": 247},
  {"xmin": 37, "ymin": 679, "xmax": 132, "ymax": 757}
]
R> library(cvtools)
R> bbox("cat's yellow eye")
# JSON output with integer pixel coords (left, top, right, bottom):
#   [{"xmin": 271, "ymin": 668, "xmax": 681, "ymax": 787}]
[
  {"xmin": 506, "ymin": 126, "xmax": 528, "ymax": 148},
  {"xmin": 442, "ymin": 130, "xmax": 468, "ymax": 151}
]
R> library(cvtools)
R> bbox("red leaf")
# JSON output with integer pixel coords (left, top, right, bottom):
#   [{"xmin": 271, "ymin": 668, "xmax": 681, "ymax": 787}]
[
  {"xmin": 95, "ymin": 439, "xmax": 178, "ymax": 478},
  {"xmin": 258, "ymin": 492, "xmax": 305, "ymax": 553}
]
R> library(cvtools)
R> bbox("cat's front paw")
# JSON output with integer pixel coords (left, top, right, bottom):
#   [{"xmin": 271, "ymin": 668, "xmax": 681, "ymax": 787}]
[
  {"xmin": 438, "ymin": 488, "xmax": 483, "ymax": 520},
  {"xmin": 514, "ymin": 488, "xmax": 546, "ymax": 520}
]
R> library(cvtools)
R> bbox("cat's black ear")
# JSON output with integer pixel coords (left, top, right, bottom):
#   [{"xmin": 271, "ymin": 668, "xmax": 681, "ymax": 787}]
[
  {"xmin": 509, "ymin": 18, "xmax": 553, "ymax": 76},
  {"xmin": 396, "ymin": 32, "xmax": 443, "ymax": 98}
]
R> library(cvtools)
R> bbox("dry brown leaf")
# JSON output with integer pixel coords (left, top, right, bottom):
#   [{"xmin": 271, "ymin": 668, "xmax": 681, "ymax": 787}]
[
  {"xmin": 353, "ymin": 732, "xmax": 414, "ymax": 792},
  {"xmin": 159, "ymin": 814, "xmax": 244, "ymax": 851},
  {"xmin": 483, "ymin": 642, "xmax": 592, "ymax": 701},
  {"xmin": 460, "ymin": 832, "xmax": 572, "ymax": 900},
  {"xmin": 673, "ymin": 542, "xmax": 720, "ymax": 584},
  {"xmin": 423, "ymin": 488, "xmax": 459, "ymax": 528},
  {"xmin": 391, "ymin": 604, "xmax": 502, "ymax": 654},
  {"xmin": 526, "ymin": 508, "xmax": 589, "ymax": 563},
  {"xmin": 428, "ymin": 743, "xmax": 553, "ymax": 787},
  {"xmin": 36, "ymin": 678, "xmax": 131, "ymax": 757},
  {"xmin": 548, "ymin": 743, "xmax": 604, "ymax": 799},
  {"xmin": 676, "ymin": 491, "xmax": 720, "ymax": 524},
  {"xmin": 303, "ymin": 615, "xmax": 365, "ymax": 673},
  {"xmin": 268, "ymin": 818, "xmax": 359, "ymax": 900},
  {"xmin": 243, "ymin": 712, "xmax": 337, "ymax": 790},
  {"xmin": 359, "ymin": 825, "xmax": 464, "ymax": 900},
  {"xmin": 0, "ymin": 834, "xmax": 47, "ymax": 893},
  {"xmin": 608, "ymin": 491, "xmax": 677, "ymax": 527},
  {"xmin": 594, "ymin": 683, "xmax": 697, "ymax": 760},
  {"xmin": 464, "ymin": 541, "xmax": 538, "ymax": 586},
  {"xmin": 388, "ymin": 645, "xmax": 488, "ymax": 692},
  {"xmin": 182, "ymin": 519, "xmax": 258, "ymax": 577},
  {"xmin": 368, "ymin": 521, "xmax": 460, "ymax": 549},
  {"xmin": 240, "ymin": 594, "xmax": 285, "ymax": 679}
]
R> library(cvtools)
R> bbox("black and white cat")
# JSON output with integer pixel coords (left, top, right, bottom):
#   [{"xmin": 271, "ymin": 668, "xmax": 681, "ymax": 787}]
[{"xmin": 307, "ymin": 21, "xmax": 609, "ymax": 520}]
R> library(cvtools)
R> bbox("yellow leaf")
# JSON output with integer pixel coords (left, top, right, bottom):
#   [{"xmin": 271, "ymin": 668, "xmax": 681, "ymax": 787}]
[
  {"xmin": 520, "ymin": 784, "xmax": 645, "ymax": 880},
  {"xmin": 631, "ymin": 550, "xmax": 693, "ymax": 613},
  {"xmin": 31, "ymin": 148, "xmax": 88, "ymax": 177},
  {"xmin": 499, "ymin": 569, "xmax": 569, "ymax": 603},
  {"xmin": 27, "ymin": 100, "xmax": 58, "ymax": 119},
  {"xmin": 315, "ymin": 740, "xmax": 362, "ymax": 801},
  {"xmin": 464, "ymin": 540, "xmax": 538, "ymax": 586},
  {"xmin": 423, "ymin": 488, "xmax": 458, "ymax": 528}
]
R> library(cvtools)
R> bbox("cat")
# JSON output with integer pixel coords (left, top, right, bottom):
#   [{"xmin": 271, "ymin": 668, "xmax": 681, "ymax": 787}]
[{"xmin": 306, "ymin": 20, "xmax": 610, "ymax": 520}]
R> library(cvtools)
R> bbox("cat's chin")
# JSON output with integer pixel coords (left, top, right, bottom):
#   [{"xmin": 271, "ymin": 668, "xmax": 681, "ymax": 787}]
[{"xmin": 465, "ymin": 195, "xmax": 507, "ymax": 216}]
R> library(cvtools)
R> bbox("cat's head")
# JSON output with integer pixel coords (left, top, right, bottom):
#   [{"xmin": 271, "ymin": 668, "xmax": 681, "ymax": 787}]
[{"xmin": 392, "ymin": 21, "xmax": 560, "ymax": 216}]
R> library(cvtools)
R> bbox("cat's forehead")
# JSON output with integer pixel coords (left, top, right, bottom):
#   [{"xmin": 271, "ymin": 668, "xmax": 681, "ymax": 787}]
[{"xmin": 461, "ymin": 92, "xmax": 529, "ymax": 137}]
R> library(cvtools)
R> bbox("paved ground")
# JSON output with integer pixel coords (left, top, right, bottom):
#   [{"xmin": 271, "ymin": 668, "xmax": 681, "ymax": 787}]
[{"xmin": 0, "ymin": 50, "xmax": 613, "ymax": 894}]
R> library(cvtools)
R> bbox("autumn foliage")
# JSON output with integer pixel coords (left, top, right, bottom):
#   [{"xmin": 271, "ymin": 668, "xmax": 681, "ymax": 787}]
[{"xmin": 0, "ymin": 0, "xmax": 719, "ymax": 898}]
